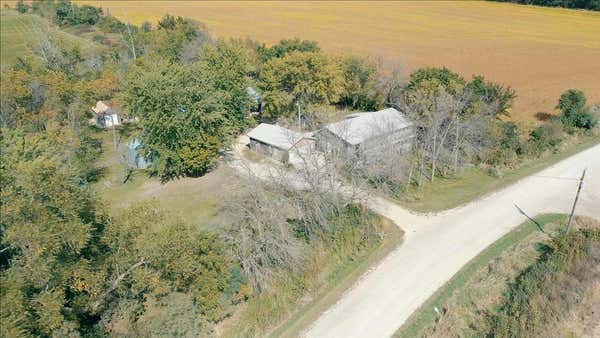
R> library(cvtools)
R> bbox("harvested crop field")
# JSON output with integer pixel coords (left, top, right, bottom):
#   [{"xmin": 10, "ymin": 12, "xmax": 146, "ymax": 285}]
[{"xmin": 78, "ymin": 1, "xmax": 600, "ymax": 120}]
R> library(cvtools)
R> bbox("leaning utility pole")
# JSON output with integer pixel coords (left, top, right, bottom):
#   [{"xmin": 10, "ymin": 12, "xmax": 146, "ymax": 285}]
[{"xmin": 566, "ymin": 169, "xmax": 586, "ymax": 233}]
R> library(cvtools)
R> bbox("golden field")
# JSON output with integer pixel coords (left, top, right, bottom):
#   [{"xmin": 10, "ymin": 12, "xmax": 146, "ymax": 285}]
[{"xmin": 78, "ymin": 1, "xmax": 600, "ymax": 119}]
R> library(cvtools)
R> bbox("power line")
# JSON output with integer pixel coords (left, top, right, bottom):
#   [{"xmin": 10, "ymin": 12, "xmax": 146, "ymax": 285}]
[{"xmin": 531, "ymin": 175, "xmax": 581, "ymax": 181}]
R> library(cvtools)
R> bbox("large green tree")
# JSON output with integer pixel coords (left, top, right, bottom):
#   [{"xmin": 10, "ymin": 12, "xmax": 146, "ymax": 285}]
[
  {"xmin": 0, "ymin": 127, "xmax": 104, "ymax": 336},
  {"xmin": 339, "ymin": 55, "xmax": 381, "ymax": 110},
  {"xmin": 259, "ymin": 51, "xmax": 344, "ymax": 119},
  {"xmin": 99, "ymin": 203, "xmax": 230, "ymax": 333},
  {"xmin": 124, "ymin": 55, "xmax": 250, "ymax": 179}
]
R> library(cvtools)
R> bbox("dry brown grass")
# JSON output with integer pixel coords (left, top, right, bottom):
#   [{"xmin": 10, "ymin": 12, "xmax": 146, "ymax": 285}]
[
  {"xmin": 76, "ymin": 0, "xmax": 600, "ymax": 121},
  {"xmin": 546, "ymin": 282, "xmax": 600, "ymax": 338},
  {"xmin": 422, "ymin": 221, "xmax": 557, "ymax": 338},
  {"xmin": 417, "ymin": 216, "xmax": 600, "ymax": 338}
]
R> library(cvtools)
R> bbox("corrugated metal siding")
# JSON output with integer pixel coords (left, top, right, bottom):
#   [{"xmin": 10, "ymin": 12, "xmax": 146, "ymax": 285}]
[{"xmin": 249, "ymin": 138, "xmax": 289, "ymax": 162}]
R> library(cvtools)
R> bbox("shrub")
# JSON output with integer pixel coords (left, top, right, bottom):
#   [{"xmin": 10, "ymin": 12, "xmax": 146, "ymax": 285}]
[
  {"xmin": 525, "ymin": 121, "xmax": 563, "ymax": 155},
  {"xmin": 481, "ymin": 121, "xmax": 522, "ymax": 168},
  {"xmin": 97, "ymin": 15, "xmax": 127, "ymax": 33},
  {"xmin": 488, "ymin": 227, "xmax": 600, "ymax": 337},
  {"xmin": 557, "ymin": 89, "xmax": 597, "ymax": 130},
  {"xmin": 16, "ymin": 0, "xmax": 29, "ymax": 13}
]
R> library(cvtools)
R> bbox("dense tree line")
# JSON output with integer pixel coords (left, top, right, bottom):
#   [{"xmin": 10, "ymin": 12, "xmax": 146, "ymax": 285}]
[
  {"xmin": 17, "ymin": 0, "xmax": 104, "ymax": 26},
  {"xmin": 352, "ymin": 66, "xmax": 597, "ymax": 197},
  {"xmin": 0, "ymin": 12, "xmax": 233, "ymax": 336},
  {"xmin": 492, "ymin": 0, "xmax": 600, "ymax": 11},
  {"xmin": 117, "ymin": 18, "xmax": 384, "ymax": 178}
]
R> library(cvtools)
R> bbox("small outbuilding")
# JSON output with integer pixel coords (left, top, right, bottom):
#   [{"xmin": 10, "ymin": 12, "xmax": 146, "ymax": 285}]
[
  {"xmin": 127, "ymin": 138, "xmax": 152, "ymax": 169},
  {"xmin": 92, "ymin": 101, "xmax": 121, "ymax": 128},
  {"xmin": 246, "ymin": 87, "xmax": 262, "ymax": 115},
  {"xmin": 316, "ymin": 108, "xmax": 415, "ymax": 159},
  {"xmin": 247, "ymin": 123, "xmax": 306, "ymax": 162}
]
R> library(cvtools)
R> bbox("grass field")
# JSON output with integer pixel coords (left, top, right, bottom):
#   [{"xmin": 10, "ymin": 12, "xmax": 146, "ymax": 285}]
[
  {"xmin": 93, "ymin": 129, "xmax": 231, "ymax": 231},
  {"xmin": 396, "ymin": 134, "xmax": 600, "ymax": 212},
  {"xmin": 394, "ymin": 214, "xmax": 566, "ymax": 337},
  {"xmin": 0, "ymin": 9, "xmax": 100, "ymax": 66},
  {"xmin": 76, "ymin": 0, "xmax": 600, "ymax": 120}
]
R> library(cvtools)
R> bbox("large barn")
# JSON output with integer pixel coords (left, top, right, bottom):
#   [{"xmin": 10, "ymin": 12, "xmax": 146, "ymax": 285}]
[
  {"xmin": 315, "ymin": 108, "xmax": 415, "ymax": 159},
  {"xmin": 247, "ymin": 123, "xmax": 306, "ymax": 162}
]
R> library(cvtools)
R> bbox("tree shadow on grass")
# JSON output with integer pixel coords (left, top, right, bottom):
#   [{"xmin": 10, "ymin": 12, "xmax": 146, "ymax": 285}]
[{"xmin": 535, "ymin": 112, "xmax": 556, "ymax": 122}]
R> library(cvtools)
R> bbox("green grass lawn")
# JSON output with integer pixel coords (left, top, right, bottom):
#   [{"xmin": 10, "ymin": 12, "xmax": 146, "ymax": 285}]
[
  {"xmin": 397, "ymin": 135, "xmax": 600, "ymax": 212},
  {"xmin": 93, "ymin": 128, "xmax": 231, "ymax": 232},
  {"xmin": 394, "ymin": 214, "xmax": 566, "ymax": 338},
  {"xmin": 0, "ymin": 9, "xmax": 101, "ymax": 66}
]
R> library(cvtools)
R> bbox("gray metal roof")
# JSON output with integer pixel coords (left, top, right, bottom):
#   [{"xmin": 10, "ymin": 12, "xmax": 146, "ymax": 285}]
[
  {"xmin": 323, "ymin": 108, "xmax": 413, "ymax": 145},
  {"xmin": 247, "ymin": 123, "xmax": 304, "ymax": 150}
]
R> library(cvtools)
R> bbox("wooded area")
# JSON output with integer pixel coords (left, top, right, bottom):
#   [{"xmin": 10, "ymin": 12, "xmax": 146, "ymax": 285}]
[{"xmin": 1, "ymin": 1, "xmax": 599, "ymax": 337}]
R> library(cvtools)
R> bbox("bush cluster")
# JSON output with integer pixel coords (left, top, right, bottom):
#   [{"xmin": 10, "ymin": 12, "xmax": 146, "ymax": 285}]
[
  {"xmin": 488, "ymin": 225, "xmax": 600, "ymax": 337},
  {"xmin": 482, "ymin": 89, "xmax": 597, "ymax": 170}
]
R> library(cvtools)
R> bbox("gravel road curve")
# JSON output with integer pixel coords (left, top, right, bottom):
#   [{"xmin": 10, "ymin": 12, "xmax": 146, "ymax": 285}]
[
  {"xmin": 229, "ymin": 138, "xmax": 599, "ymax": 338},
  {"xmin": 304, "ymin": 144, "xmax": 600, "ymax": 338}
]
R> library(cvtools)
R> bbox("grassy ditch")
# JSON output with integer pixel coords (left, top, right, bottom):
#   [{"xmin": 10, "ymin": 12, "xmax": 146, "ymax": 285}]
[
  {"xmin": 486, "ymin": 216, "xmax": 600, "ymax": 337},
  {"xmin": 219, "ymin": 211, "xmax": 404, "ymax": 338},
  {"xmin": 394, "ymin": 214, "xmax": 565, "ymax": 338},
  {"xmin": 397, "ymin": 135, "xmax": 599, "ymax": 212}
]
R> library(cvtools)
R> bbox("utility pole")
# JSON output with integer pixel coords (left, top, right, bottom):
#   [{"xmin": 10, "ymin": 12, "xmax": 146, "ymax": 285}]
[
  {"xmin": 566, "ymin": 169, "xmax": 586, "ymax": 233},
  {"xmin": 297, "ymin": 102, "xmax": 301, "ymax": 130},
  {"xmin": 112, "ymin": 124, "xmax": 118, "ymax": 150}
]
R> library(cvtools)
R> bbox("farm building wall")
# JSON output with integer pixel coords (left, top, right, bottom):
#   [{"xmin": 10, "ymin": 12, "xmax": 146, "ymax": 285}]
[
  {"xmin": 359, "ymin": 126, "xmax": 415, "ymax": 155},
  {"xmin": 315, "ymin": 128, "xmax": 354, "ymax": 156},
  {"xmin": 96, "ymin": 113, "xmax": 121, "ymax": 128},
  {"xmin": 316, "ymin": 125, "xmax": 415, "ymax": 161},
  {"xmin": 249, "ymin": 138, "xmax": 289, "ymax": 162}
]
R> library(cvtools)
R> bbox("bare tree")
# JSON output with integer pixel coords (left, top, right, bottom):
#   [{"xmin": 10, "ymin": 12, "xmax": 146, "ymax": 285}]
[
  {"xmin": 376, "ymin": 62, "xmax": 406, "ymax": 110},
  {"xmin": 120, "ymin": 9, "xmax": 137, "ymax": 60},
  {"xmin": 31, "ymin": 23, "xmax": 63, "ymax": 70},
  {"xmin": 224, "ymin": 175, "xmax": 305, "ymax": 292}
]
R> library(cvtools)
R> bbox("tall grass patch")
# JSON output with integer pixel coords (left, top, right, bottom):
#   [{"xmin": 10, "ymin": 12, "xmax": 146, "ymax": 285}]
[
  {"xmin": 488, "ymin": 220, "xmax": 600, "ymax": 337},
  {"xmin": 220, "ymin": 206, "xmax": 402, "ymax": 337}
]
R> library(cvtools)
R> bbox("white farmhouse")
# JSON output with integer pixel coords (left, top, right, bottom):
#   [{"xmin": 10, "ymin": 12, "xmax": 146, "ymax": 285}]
[{"xmin": 91, "ymin": 101, "xmax": 121, "ymax": 128}]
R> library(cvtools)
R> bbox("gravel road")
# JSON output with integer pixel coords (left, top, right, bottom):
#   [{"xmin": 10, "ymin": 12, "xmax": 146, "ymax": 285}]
[{"xmin": 304, "ymin": 144, "xmax": 600, "ymax": 338}]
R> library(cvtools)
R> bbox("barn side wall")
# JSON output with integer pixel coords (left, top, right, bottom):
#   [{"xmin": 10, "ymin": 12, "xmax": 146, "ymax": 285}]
[
  {"xmin": 360, "ymin": 126, "xmax": 416, "ymax": 155},
  {"xmin": 249, "ymin": 138, "xmax": 289, "ymax": 162},
  {"xmin": 315, "ymin": 128, "xmax": 354, "ymax": 156}
]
